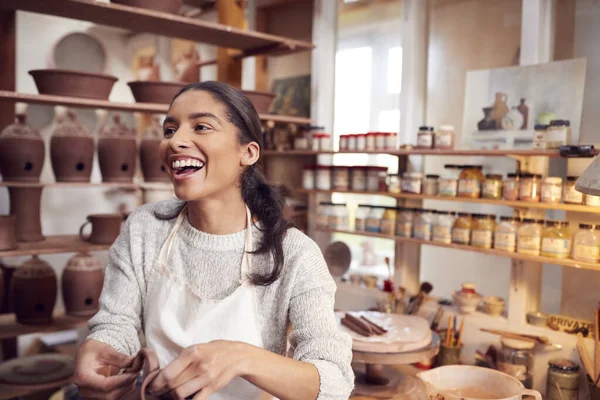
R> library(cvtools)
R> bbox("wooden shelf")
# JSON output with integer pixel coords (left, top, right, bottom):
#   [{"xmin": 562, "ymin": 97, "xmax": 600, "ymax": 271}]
[
  {"xmin": 298, "ymin": 189, "xmax": 600, "ymax": 213},
  {"xmin": 0, "ymin": 312, "xmax": 88, "ymax": 340},
  {"xmin": 0, "ymin": 181, "xmax": 142, "ymax": 189},
  {"xmin": 261, "ymin": 149, "xmax": 599, "ymax": 157},
  {"xmin": 263, "ymin": 150, "xmax": 330, "ymax": 156},
  {"xmin": 321, "ymin": 227, "xmax": 600, "ymax": 272},
  {"xmin": 0, "ymin": 0, "xmax": 314, "ymax": 57},
  {"xmin": 0, "ymin": 235, "xmax": 111, "ymax": 258},
  {"xmin": 0, "ymin": 91, "xmax": 311, "ymax": 124}
]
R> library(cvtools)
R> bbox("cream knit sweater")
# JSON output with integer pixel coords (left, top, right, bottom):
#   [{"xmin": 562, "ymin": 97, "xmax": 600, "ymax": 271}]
[{"xmin": 88, "ymin": 199, "xmax": 354, "ymax": 399}]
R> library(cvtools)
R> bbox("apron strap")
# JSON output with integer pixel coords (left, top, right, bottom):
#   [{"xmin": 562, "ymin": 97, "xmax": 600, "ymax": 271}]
[
  {"xmin": 240, "ymin": 205, "xmax": 253, "ymax": 281},
  {"xmin": 159, "ymin": 206, "xmax": 188, "ymax": 264}
]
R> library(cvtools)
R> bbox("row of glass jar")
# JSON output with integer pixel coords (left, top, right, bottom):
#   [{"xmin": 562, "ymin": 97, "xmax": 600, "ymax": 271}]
[
  {"xmin": 317, "ymin": 203, "xmax": 600, "ymax": 263},
  {"xmin": 303, "ymin": 165, "xmax": 389, "ymax": 192},
  {"xmin": 339, "ymin": 132, "xmax": 398, "ymax": 151},
  {"xmin": 416, "ymin": 125, "xmax": 455, "ymax": 149}
]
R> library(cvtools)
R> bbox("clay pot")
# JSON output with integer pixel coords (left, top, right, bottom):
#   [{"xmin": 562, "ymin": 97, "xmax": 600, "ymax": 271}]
[
  {"xmin": 62, "ymin": 253, "xmax": 104, "ymax": 317},
  {"xmin": 98, "ymin": 115, "xmax": 137, "ymax": 183},
  {"xmin": 140, "ymin": 118, "xmax": 169, "ymax": 183},
  {"xmin": 128, "ymin": 81, "xmax": 186, "ymax": 104},
  {"xmin": 0, "ymin": 215, "xmax": 17, "ymax": 251},
  {"xmin": 11, "ymin": 256, "xmax": 57, "ymax": 325},
  {"xmin": 29, "ymin": 69, "xmax": 117, "ymax": 100},
  {"xmin": 79, "ymin": 214, "xmax": 123, "ymax": 245},
  {"xmin": 111, "ymin": 0, "xmax": 183, "ymax": 14},
  {"xmin": 8, "ymin": 185, "xmax": 44, "ymax": 242},
  {"xmin": 50, "ymin": 111, "xmax": 94, "ymax": 182},
  {"xmin": 0, "ymin": 114, "xmax": 45, "ymax": 182},
  {"xmin": 241, "ymin": 90, "xmax": 276, "ymax": 114}
]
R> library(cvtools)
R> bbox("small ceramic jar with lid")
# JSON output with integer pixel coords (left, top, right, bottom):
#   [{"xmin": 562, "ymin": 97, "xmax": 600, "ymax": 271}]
[
  {"xmin": 350, "ymin": 167, "xmax": 367, "ymax": 191},
  {"xmin": 320, "ymin": 133, "xmax": 332, "ymax": 151},
  {"xmin": 439, "ymin": 165, "xmax": 460, "ymax": 197},
  {"xmin": 452, "ymin": 283, "xmax": 481, "ymax": 314},
  {"xmin": 332, "ymin": 166, "xmax": 350, "ymax": 191},
  {"xmin": 546, "ymin": 120, "xmax": 570, "ymax": 149},
  {"xmin": 356, "ymin": 134, "xmax": 367, "ymax": 151},
  {"xmin": 541, "ymin": 221, "xmax": 572, "ymax": 259},
  {"xmin": 533, "ymin": 124, "xmax": 548, "ymax": 149},
  {"xmin": 339, "ymin": 135, "xmax": 348, "ymax": 151},
  {"xmin": 498, "ymin": 338, "xmax": 534, "ymax": 389},
  {"xmin": 435, "ymin": 125, "xmax": 455, "ymax": 149},
  {"xmin": 388, "ymin": 175, "xmax": 401, "ymax": 194},
  {"xmin": 317, "ymin": 202, "xmax": 333, "ymax": 228},
  {"xmin": 541, "ymin": 177, "xmax": 563, "ymax": 204},
  {"xmin": 396, "ymin": 208, "xmax": 415, "ymax": 237},
  {"xmin": 367, "ymin": 167, "xmax": 388, "ymax": 192},
  {"xmin": 416, "ymin": 126, "xmax": 434, "ymax": 149},
  {"xmin": 366, "ymin": 132, "xmax": 376, "ymax": 150},
  {"xmin": 347, "ymin": 134, "xmax": 357, "ymax": 151},
  {"xmin": 366, "ymin": 206, "xmax": 386, "ymax": 233},
  {"xmin": 483, "ymin": 174, "xmax": 503, "ymax": 199},
  {"xmin": 546, "ymin": 359, "xmax": 580, "ymax": 400},
  {"xmin": 573, "ymin": 224, "xmax": 600, "ymax": 262},
  {"xmin": 381, "ymin": 207, "xmax": 397, "ymax": 235},
  {"xmin": 385, "ymin": 132, "xmax": 398, "ymax": 149},
  {"xmin": 315, "ymin": 165, "xmax": 332, "ymax": 190},
  {"xmin": 452, "ymin": 212, "xmax": 472, "ymax": 245},
  {"xmin": 517, "ymin": 219, "xmax": 543, "ymax": 256},
  {"xmin": 471, "ymin": 214, "xmax": 496, "ymax": 249},
  {"xmin": 423, "ymin": 175, "xmax": 439, "ymax": 196},
  {"xmin": 563, "ymin": 176, "xmax": 583, "ymax": 204},
  {"xmin": 355, "ymin": 205, "xmax": 371, "ymax": 231},
  {"xmin": 518, "ymin": 173, "xmax": 542, "ymax": 202},
  {"xmin": 329, "ymin": 204, "xmax": 348, "ymax": 230},
  {"xmin": 432, "ymin": 211, "xmax": 455, "ymax": 244},
  {"xmin": 413, "ymin": 209, "xmax": 433, "ymax": 241},
  {"xmin": 494, "ymin": 216, "xmax": 520, "ymax": 253},
  {"xmin": 401, "ymin": 172, "xmax": 424, "ymax": 194},
  {"xmin": 302, "ymin": 165, "xmax": 315, "ymax": 190},
  {"xmin": 375, "ymin": 132, "xmax": 386, "ymax": 150},
  {"xmin": 458, "ymin": 165, "xmax": 484, "ymax": 198},
  {"xmin": 503, "ymin": 173, "xmax": 520, "ymax": 201}
]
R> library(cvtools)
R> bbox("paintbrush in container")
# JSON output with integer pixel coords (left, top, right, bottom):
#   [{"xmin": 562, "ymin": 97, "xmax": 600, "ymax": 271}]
[{"xmin": 406, "ymin": 281, "xmax": 434, "ymax": 315}]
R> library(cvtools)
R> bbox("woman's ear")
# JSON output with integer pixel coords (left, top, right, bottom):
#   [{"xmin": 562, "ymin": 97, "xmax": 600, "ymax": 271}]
[{"xmin": 241, "ymin": 141, "xmax": 260, "ymax": 167}]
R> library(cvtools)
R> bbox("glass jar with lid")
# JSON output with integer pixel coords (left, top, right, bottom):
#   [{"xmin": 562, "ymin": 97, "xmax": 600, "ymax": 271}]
[
  {"xmin": 471, "ymin": 214, "xmax": 496, "ymax": 249},
  {"xmin": 573, "ymin": 224, "xmax": 600, "ymax": 262},
  {"xmin": 533, "ymin": 124, "xmax": 548, "ymax": 149},
  {"xmin": 452, "ymin": 212, "xmax": 472, "ymax": 245},
  {"xmin": 494, "ymin": 216, "xmax": 520, "ymax": 253},
  {"xmin": 423, "ymin": 175, "xmax": 439, "ymax": 196},
  {"xmin": 366, "ymin": 132, "xmax": 376, "ymax": 150},
  {"xmin": 356, "ymin": 134, "xmax": 367, "ymax": 151},
  {"xmin": 483, "ymin": 174, "xmax": 503, "ymax": 200},
  {"xmin": 517, "ymin": 219, "xmax": 543, "ymax": 256},
  {"xmin": 546, "ymin": 359, "xmax": 580, "ymax": 400},
  {"xmin": 332, "ymin": 166, "xmax": 350, "ymax": 191},
  {"xmin": 355, "ymin": 205, "xmax": 370, "ymax": 231},
  {"xmin": 541, "ymin": 177, "xmax": 563, "ymax": 204},
  {"xmin": 366, "ymin": 206, "xmax": 385, "ymax": 233},
  {"xmin": 498, "ymin": 338, "xmax": 534, "ymax": 389},
  {"xmin": 546, "ymin": 119, "xmax": 570, "ymax": 149},
  {"xmin": 413, "ymin": 210, "xmax": 433, "ymax": 241},
  {"xmin": 401, "ymin": 172, "xmax": 423, "ymax": 194},
  {"xmin": 504, "ymin": 173, "xmax": 520, "ymax": 201},
  {"xmin": 375, "ymin": 132, "xmax": 386, "ymax": 149},
  {"xmin": 388, "ymin": 175, "xmax": 401, "ymax": 194},
  {"xmin": 435, "ymin": 125, "xmax": 455, "ymax": 149},
  {"xmin": 439, "ymin": 164, "xmax": 460, "ymax": 197},
  {"xmin": 350, "ymin": 167, "xmax": 367, "ymax": 191},
  {"xmin": 518, "ymin": 173, "xmax": 542, "ymax": 202},
  {"xmin": 367, "ymin": 167, "xmax": 388, "ymax": 192},
  {"xmin": 458, "ymin": 165, "xmax": 484, "ymax": 198},
  {"xmin": 386, "ymin": 132, "xmax": 398, "ymax": 149},
  {"xmin": 396, "ymin": 208, "xmax": 415, "ymax": 238},
  {"xmin": 315, "ymin": 165, "xmax": 331, "ymax": 190},
  {"xmin": 302, "ymin": 165, "xmax": 315, "ymax": 190},
  {"xmin": 542, "ymin": 221, "xmax": 572, "ymax": 259},
  {"xmin": 339, "ymin": 135, "xmax": 349, "ymax": 151},
  {"xmin": 317, "ymin": 202, "xmax": 333, "ymax": 228},
  {"xmin": 381, "ymin": 207, "xmax": 397, "ymax": 235},
  {"xmin": 417, "ymin": 126, "xmax": 434, "ymax": 149},
  {"xmin": 433, "ymin": 211, "xmax": 455, "ymax": 244},
  {"xmin": 347, "ymin": 134, "xmax": 357, "ymax": 151},
  {"xmin": 563, "ymin": 176, "xmax": 583, "ymax": 204},
  {"xmin": 329, "ymin": 204, "xmax": 348, "ymax": 230}
]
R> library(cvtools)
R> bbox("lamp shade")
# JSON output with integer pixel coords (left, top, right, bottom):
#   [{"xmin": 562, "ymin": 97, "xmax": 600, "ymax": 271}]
[{"xmin": 576, "ymin": 154, "xmax": 600, "ymax": 195}]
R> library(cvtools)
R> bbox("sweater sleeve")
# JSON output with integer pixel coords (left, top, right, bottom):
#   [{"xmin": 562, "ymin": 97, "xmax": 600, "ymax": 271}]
[
  {"xmin": 87, "ymin": 216, "xmax": 144, "ymax": 356},
  {"xmin": 286, "ymin": 234, "xmax": 354, "ymax": 399}
]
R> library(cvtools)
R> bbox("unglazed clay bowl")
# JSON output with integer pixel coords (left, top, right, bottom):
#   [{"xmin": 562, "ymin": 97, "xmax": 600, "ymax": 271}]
[
  {"xmin": 483, "ymin": 296, "xmax": 505, "ymax": 316},
  {"xmin": 241, "ymin": 90, "xmax": 276, "ymax": 114},
  {"xmin": 111, "ymin": 0, "xmax": 182, "ymax": 14},
  {"xmin": 527, "ymin": 311, "xmax": 549, "ymax": 327},
  {"xmin": 128, "ymin": 81, "xmax": 187, "ymax": 104},
  {"xmin": 29, "ymin": 69, "xmax": 117, "ymax": 100},
  {"xmin": 452, "ymin": 291, "xmax": 482, "ymax": 314}
]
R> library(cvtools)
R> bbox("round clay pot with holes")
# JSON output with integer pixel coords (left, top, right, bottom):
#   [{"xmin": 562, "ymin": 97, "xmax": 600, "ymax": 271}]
[
  {"xmin": 0, "ymin": 215, "xmax": 17, "ymax": 251},
  {"xmin": 11, "ymin": 256, "xmax": 57, "ymax": 325},
  {"xmin": 98, "ymin": 115, "xmax": 137, "ymax": 183},
  {"xmin": 140, "ymin": 118, "xmax": 169, "ymax": 183},
  {"xmin": 0, "ymin": 114, "xmax": 45, "ymax": 182},
  {"xmin": 50, "ymin": 112, "xmax": 94, "ymax": 182},
  {"xmin": 8, "ymin": 185, "xmax": 44, "ymax": 242},
  {"xmin": 62, "ymin": 252, "xmax": 104, "ymax": 317}
]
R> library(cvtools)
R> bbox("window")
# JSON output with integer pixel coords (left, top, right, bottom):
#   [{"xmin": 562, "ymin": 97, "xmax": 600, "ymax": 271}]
[
  {"xmin": 378, "ymin": 109, "xmax": 401, "ymax": 132},
  {"xmin": 387, "ymin": 46, "xmax": 403, "ymax": 93}
]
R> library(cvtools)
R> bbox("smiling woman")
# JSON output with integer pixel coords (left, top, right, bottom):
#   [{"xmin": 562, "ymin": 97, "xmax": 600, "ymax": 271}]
[{"xmin": 73, "ymin": 81, "xmax": 354, "ymax": 400}]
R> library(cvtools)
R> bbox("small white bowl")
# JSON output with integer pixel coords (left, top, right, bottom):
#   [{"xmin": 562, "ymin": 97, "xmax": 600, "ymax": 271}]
[
  {"xmin": 452, "ymin": 291, "xmax": 482, "ymax": 314},
  {"xmin": 483, "ymin": 296, "xmax": 505, "ymax": 316}
]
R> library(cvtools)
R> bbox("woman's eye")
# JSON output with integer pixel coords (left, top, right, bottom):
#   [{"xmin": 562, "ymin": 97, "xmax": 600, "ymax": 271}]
[
  {"xmin": 194, "ymin": 124, "xmax": 210, "ymax": 132},
  {"xmin": 163, "ymin": 127, "xmax": 177, "ymax": 137}
]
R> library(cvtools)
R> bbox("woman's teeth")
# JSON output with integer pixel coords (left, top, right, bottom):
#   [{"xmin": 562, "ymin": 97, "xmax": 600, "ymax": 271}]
[{"xmin": 172, "ymin": 159, "xmax": 204, "ymax": 169}]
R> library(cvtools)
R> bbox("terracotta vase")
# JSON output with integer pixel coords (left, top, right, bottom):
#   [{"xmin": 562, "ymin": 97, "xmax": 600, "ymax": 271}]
[
  {"xmin": 11, "ymin": 256, "xmax": 57, "ymax": 325},
  {"xmin": 8, "ymin": 185, "xmax": 44, "ymax": 242},
  {"xmin": 140, "ymin": 118, "xmax": 169, "ymax": 183},
  {"xmin": 98, "ymin": 115, "xmax": 137, "ymax": 183},
  {"xmin": 62, "ymin": 252, "xmax": 104, "ymax": 317},
  {"xmin": 0, "ymin": 114, "xmax": 45, "ymax": 182},
  {"xmin": 79, "ymin": 214, "xmax": 123, "ymax": 245},
  {"xmin": 0, "ymin": 215, "xmax": 17, "ymax": 251},
  {"xmin": 50, "ymin": 111, "xmax": 94, "ymax": 182}
]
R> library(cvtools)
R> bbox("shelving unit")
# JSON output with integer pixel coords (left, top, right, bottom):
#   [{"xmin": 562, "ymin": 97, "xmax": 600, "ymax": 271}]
[
  {"xmin": 262, "ymin": 148, "xmax": 597, "ymax": 157},
  {"xmin": 0, "ymin": 312, "xmax": 89, "ymax": 341},
  {"xmin": 0, "ymin": 236, "xmax": 112, "ymax": 258}
]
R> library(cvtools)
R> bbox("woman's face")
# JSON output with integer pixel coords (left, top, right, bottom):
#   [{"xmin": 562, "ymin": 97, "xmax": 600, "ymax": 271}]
[{"xmin": 159, "ymin": 90, "xmax": 251, "ymax": 202}]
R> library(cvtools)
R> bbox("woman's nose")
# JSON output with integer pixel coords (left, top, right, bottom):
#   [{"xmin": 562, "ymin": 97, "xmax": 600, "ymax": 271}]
[{"xmin": 169, "ymin": 129, "xmax": 192, "ymax": 151}]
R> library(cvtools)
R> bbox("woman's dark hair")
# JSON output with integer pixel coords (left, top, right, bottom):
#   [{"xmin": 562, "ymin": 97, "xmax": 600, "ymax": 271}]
[{"xmin": 158, "ymin": 81, "xmax": 290, "ymax": 286}]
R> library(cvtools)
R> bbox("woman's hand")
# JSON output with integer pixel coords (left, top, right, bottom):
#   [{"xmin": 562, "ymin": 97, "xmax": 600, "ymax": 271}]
[
  {"xmin": 74, "ymin": 339, "xmax": 138, "ymax": 400},
  {"xmin": 148, "ymin": 340, "xmax": 248, "ymax": 400}
]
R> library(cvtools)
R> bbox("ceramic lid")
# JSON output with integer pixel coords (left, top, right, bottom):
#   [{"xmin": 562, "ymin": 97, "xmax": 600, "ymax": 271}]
[
  {"xmin": 143, "ymin": 117, "xmax": 163, "ymax": 140},
  {"xmin": 501, "ymin": 337, "xmax": 535, "ymax": 350},
  {"xmin": 101, "ymin": 114, "xmax": 135, "ymax": 138},
  {"xmin": 15, "ymin": 256, "xmax": 55, "ymax": 278},
  {"xmin": 52, "ymin": 110, "xmax": 92, "ymax": 137},
  {"xmin": 0, "ymin": 114, "xmax": 42, "ymax": 139},
  {"xmin": 65, "ymin": 252, "xmax": 102, "ymax": 271}
]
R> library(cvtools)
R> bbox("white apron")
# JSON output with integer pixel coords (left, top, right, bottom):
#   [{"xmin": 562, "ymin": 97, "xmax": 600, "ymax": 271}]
[{"xmin": 144, "ymin": 206, "xmax": 263, "ymax": 400}]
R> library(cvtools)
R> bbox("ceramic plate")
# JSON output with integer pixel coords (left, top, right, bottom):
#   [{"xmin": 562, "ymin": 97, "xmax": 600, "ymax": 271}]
[{"xmin": 0, "ymin": 354, "xmax": 75, "ymax": 385}]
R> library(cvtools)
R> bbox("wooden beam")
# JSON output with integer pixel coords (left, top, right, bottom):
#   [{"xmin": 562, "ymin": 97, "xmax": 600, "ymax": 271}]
[
  {"xmin": 553, "ymin": 0, "xmax": 575, "ymax": 60},
  {"xmin": 255, "ymin": 9, "xmax": 269, "ymax": 91},
  {"xmin": 217, "ymin": 0, "xmax": 246, "ymax": 87}
]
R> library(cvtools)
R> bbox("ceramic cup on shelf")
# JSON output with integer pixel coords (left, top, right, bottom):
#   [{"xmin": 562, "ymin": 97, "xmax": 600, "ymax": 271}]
[
  {"xmin": 62, "ymin": 252, "xmax": 104, "ymax": 317},
  {"xmin": 0, "ymin": 215, "xmax": 17, "ymax": 251},
  {"xmin": 452, "ymin": 283, "xmax": 482, "ymax": 314},
  {"xmin": 11, "ymin": 256, "xmax": 57, "ymax": 325},
  {"xmin": 79, "ymin": 214, "xmax": 123, "ymax": 245}
]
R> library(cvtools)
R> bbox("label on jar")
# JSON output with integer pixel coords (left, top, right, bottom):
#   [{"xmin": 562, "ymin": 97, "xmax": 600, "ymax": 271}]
[
  {"xmin": 439, "ymin": 179, "xmax": 458, "ymax": 196},
  {"xmin": 401, "ymin": 179, "xmax": 422, "ymax": 194},
  {"xmin": 367, "ymin": 176, "xmax": 379, "ymax": 192},
  {"xmin": 458, "ymin": 179, "xmax": 481, "ymax": 196},
  {"xmin": 483, "ymin": 181, "xmax": 501, "ymax": 198},
  {"xmin": 332, "ymin": 170, "xmax": 349, "ymax": 190},
  {"xmin": 381, "ymin": 219, "xmax": 395, "ymax": 235},
  {"xmin": 432, "ymin": 226, "xmax": 452, "ymax": 244},
  {"xmin": 504, "ymin": 182, "xmax": 519, "ymax": 200},
  {"xmin": 355, "ymin": 217, "xmax": 366, "ymax": 231},
  {"xmin": 541, "ymin": 184, "xmax": 562, "ymax": 203},
  {"xmin": 517, "ymin": 235, "xmax": 541, "ymax": 255},
  {"xmin": 366, "ymin": 218, "xmax": 381, "ymax": 232},
  {"xmin": 416, "ymin": 133, "xmax": 433, "ymax": 148},
  {"xmin": 519, "ymin": 181, "xmax": 540, "ymax": 201},
  {"xmin": 498, "ymin": 361, "xmax": 528, "ymax": 383},
  {"xmin": 435, "ymin": 133, "xmax": 452, "ymax": 148},
  {"xmin": 573, "ymin": 244, "xmax": 600, "ymax": 262},
  {"xmin": 396, "ymin": 222, "xmax": 412, "ymax": 237},
  {"xmin": 452, "ymin": 228, "xmax": 470, "ymax": 244},
  {"xmin": 471, "ymin": 229, "xmax": 493, "ymax": 248},
  {"xmin": 564, "ymin": 187, "xmax": 583, "ymax": 204},
  {"xmin": 316, "ymin": 171, "xmax": 331, "ymax": 190},
  {"xmin": 351, "ymin": 173, "xmax": 367, "ymax": 191},
  {"xmin": 413, "ymin": 223, "xmax": 432, "ymax": 240},
  {"xmin": 541, "ymin": 237, "xmax": 571, "ymax": 258},
  {"xmin": 494, "ymin": 232, "xmax": 516, "ymax": 252}
]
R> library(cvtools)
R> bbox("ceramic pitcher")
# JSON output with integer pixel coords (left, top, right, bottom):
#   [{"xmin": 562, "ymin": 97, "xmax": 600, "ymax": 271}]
[{"xmin": 417, "ymin": 365, "xmax": 542, "ymax": 400}]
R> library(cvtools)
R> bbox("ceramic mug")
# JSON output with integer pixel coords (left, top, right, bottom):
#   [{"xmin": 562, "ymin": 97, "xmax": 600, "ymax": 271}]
[
  {"xmin": 418, "ymin": 365, "xmax": 542, "ymax": 400},
  {"xmin": 79, "ymin": 214, "xmax": 123, "ymax": 245}
]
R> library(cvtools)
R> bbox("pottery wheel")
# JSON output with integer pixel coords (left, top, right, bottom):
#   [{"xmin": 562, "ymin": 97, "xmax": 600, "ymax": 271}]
[{"xmin": 0, "ymin": 354, "xmax": 75, "ymax": 385}]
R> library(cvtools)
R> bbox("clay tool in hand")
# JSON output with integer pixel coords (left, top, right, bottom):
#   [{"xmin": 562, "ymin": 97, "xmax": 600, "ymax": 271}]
[{"xmin": 577, "ymin": 332, "xmax": 595, "ymax": 382}]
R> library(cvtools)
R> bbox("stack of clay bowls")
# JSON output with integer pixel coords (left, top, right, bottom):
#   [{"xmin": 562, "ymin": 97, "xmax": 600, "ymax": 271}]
[
  {"xmin": 241, "ymin": 90, "xmax": 276, "ymax": 114},
  {"xmin": 62, "ymin": 252, "xmax": 104, "ymax": 317},
  {"xmin": 11, "ymin": 256, "xmax": 57, "ymax": 325},
  {"xmin": 98, "ymin": 114, "xmax": 137, "ymax": 183},
  {"xmin": 50, "ymin": 111, "xmax": 94, "ymax": 182},
  {"xmin": 140, "ymin": 117, "xmax": 169, "ymax": 183}
]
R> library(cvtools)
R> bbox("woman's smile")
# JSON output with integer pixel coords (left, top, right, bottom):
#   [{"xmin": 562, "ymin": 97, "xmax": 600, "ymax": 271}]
[{"xmin": 167, "ymin": 154, "xmax": 206, "ymax": 181}]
